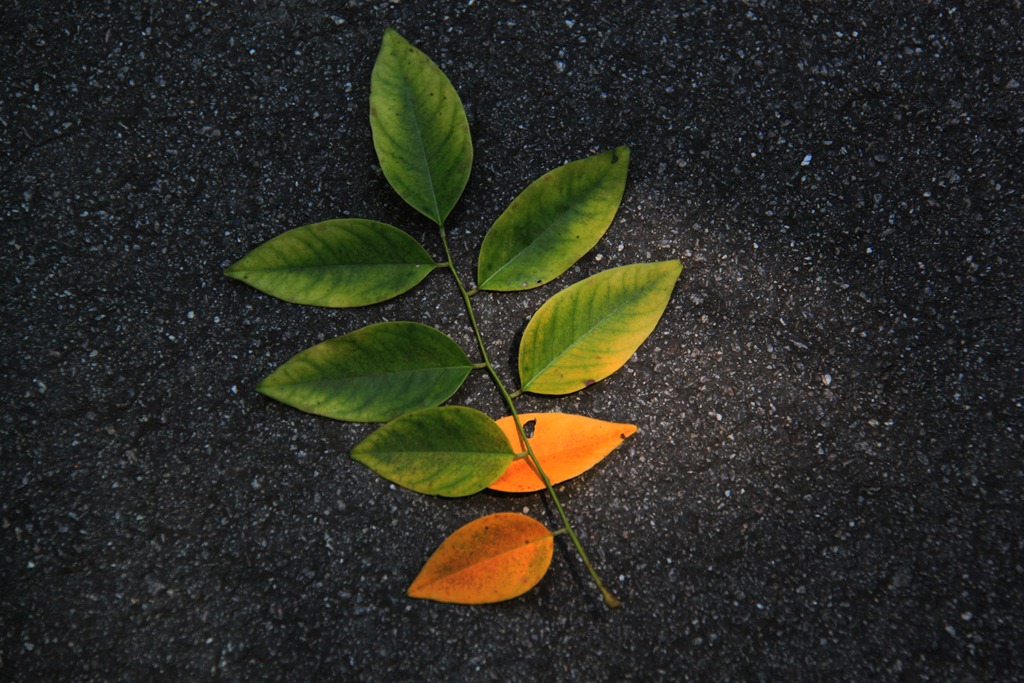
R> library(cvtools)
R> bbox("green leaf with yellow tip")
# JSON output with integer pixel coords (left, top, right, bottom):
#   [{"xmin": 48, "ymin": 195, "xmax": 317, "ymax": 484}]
[
  {"xmin": 224, "ymin": 219, "xmax": 440, "ymax": 308},
  {"xmin": 477, "ymin": 147, "xmax": 630, "ymax": 291},
  {"xmin": 370, "ymin": 29, "xmax": 472, "ymax": 226},
  {"xmin": 518, "ymin": 260, "xmax": 683, "ymax": 395}
]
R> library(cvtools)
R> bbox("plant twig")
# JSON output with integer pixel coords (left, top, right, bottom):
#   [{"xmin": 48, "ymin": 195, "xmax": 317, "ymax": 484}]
[{"xmin": 438, "ymin": 225, "xmax": 621, "ymax": 608}]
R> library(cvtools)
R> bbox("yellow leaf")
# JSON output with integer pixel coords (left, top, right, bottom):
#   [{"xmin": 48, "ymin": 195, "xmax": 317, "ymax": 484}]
[
  {"xmin": 488, "ymin": 413, "xmax": 637, "ymax": 493},
  {"xmin": 408, "ymin": 513, "xmax": 553, "ymax": 604}
]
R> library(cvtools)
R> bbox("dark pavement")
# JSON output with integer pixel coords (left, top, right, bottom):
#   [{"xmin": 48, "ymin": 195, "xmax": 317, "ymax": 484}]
[{"xmin": 2, "ymin": 1, "xmax": 1022, "ymax": 680}]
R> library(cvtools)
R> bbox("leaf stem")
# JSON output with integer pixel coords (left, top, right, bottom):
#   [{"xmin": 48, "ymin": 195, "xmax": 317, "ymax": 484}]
[{"xmin": 438, "ymin": 225, "xmax": 621, "ymax": 609}]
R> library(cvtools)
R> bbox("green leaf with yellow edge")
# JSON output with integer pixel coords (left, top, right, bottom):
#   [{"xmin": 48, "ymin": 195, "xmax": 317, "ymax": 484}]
[
  {"xmin": 477, "ymin": 147, "xmax": 630, "ymax": 291},
  {"xmin": 351, "ymin": 406, "xmax": 514, "ymax": 497},
  {"xmin": 488, "ymin": 413, "xmax": 637, "ymax": 493},
  {"xmin": 408, "ymin": 513, "xmax": 553, "ymax": 604},
  {"xmin": 370, "ymin": 29, "xmax": 472, "ymax": 226},
  {"xmin": 224, "ymin": 219, "xmax": 440, "ymax": 308},
  {"xmin": 257, "ymin": 322, "xmax": 473, "ymax": 423},
  {"xmin": 519, "ymin": 260, "xmax": 683, "ymax": 395}
]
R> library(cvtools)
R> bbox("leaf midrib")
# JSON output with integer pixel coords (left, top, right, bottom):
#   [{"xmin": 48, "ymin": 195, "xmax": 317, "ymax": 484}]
[
  {"xmin": 266, "ymin": 363, "xmax": 471, "ymax": 387},
  {"xmin": 524, "ymin": 277, "xmax": 656, "ymax": 387},
  {"xmin": 234, "ymin": 262, "xmax": 435, "ymax": 274},
  {"xmin": 367, "ymin": 449, "xmax": 510, "ymax": 458},
  {"xmin": 416, "ymin": 538, "xmax": 548, "ymax": 589},
  {"xmin": 399, "ymin": 61, "xmax": 442, "ymax": 225},
  {"xmin": 484, "ymin": 179, "xmax": 609, "ymax": 285}
]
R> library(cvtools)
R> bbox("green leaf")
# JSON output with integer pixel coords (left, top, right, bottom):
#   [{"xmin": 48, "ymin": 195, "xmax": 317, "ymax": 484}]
[
  {"xmin": 518, "ymin": 261, "xmax": 683, "ymax": 395},
  {"xmin": 370, "ymin": 29, "xmax": 472, "ymax": 226},
  {"xmin": 224, "ymin": 219, "xmax": 440, "ymax": 308},
  {"xmin": 257, "ymin": 322, "xmax": 473, "ymax": 422},
  {"xmin": 351, "ymin": 406, "xmax": 514, "ymax": 497},
  {"xmin": 477, "ymin": 147, "xmax": 630, "ymax": 291}
]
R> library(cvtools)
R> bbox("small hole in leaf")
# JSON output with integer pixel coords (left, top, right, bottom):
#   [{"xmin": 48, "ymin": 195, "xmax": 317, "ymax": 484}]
[{"xmin": 523, "ymin": 419, "xmax": 536, "ymax": 438}]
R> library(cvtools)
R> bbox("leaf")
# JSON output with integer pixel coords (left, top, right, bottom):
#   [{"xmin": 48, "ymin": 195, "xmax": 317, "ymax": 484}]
[
  {"xmin": 488, "ymin": 413, "xmax": 637, "ymax": 493},
  {"xmin": 351, "ymin": 406, "xmax": 514, "ymax": 496},
  {"xmin": 408, "ymin": 513, "xmax": 553, "ymax": 604},
  {"xmin": 257, "ymin": 322, "xmax": 473, "ymax": 422},
  {"xmin": 224, "ymin": 219, "xmax": 440, "ymax": 307},
  {"xmin": 519, "ymin": 260, "xmax": 683, "ymax": 395},
  {"xmin": 370, "ymin": 29, "xmax": 472, "ymax": 226},
  {"xmin": 477, "ymin": 147, "xmax": 630, "ymax": 291}
]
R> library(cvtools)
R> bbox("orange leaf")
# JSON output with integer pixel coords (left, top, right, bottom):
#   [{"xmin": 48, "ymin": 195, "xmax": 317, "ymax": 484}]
[
  {"xmin": 488, "ymin": 412, "xmax": 637, "ymax": 493},
  {"xmin": 408, "ymin": 513, "xmax": 553, "ymax": 604}
]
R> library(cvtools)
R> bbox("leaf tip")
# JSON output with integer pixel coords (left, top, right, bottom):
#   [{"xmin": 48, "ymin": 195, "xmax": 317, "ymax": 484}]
[{"xmin": 662, "ymin": 258, "xmax": 685, "ymax": 280}]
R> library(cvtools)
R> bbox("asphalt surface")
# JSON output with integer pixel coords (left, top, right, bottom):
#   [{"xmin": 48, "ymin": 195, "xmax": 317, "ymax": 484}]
[{"xmin": 3, "ymin": 1, "xmax": 1023, "ymax": 681}]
